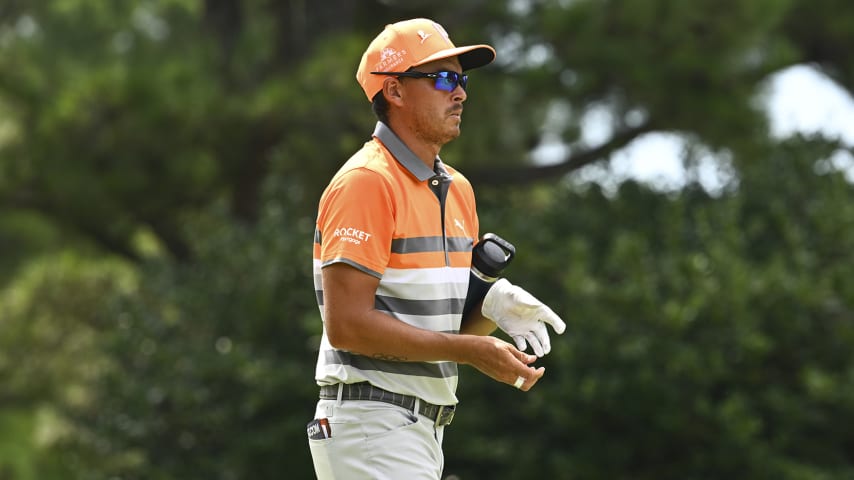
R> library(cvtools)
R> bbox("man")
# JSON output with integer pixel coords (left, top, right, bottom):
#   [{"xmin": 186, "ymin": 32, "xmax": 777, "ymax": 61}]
[{"xmin": 307, "ymin": 18, "xmax": 566, "ymax": 480}]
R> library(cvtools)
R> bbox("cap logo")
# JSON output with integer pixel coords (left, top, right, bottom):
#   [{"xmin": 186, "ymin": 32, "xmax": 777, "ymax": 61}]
[
  {"xmin": 380, "ymin": 47, "xmax": 396, "ymax": 61},
  {"xmin": 377, "ymin": 47, "xmax": 407, "ymax": 70},
  {"xmin": 417, "ymin": 30, "xmax": 432, "ymax": 44}
]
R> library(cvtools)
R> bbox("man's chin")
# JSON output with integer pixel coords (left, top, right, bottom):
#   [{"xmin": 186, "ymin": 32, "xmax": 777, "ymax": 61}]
[{"xmin": 447, "ymin": 119, "xmax": 462, "ymax": 136}]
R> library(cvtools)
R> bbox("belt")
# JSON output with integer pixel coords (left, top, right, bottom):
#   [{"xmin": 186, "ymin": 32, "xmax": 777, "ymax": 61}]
[{"xmin": 319, "ymin": 382, "xmax": 456, "ymax": 427}]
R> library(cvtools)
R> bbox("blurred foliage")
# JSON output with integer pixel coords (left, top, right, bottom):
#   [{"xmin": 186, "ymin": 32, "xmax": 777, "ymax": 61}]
[
  {"xmin": 451, "ymin": 135, "xmax": 854, "ymax": 479},
  {"xmin": 1, "ymin": 0, "xmax": 854, "ymax": 479}
]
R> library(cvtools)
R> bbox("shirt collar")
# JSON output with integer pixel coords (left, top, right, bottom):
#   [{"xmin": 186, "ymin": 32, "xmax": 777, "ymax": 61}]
[{"xmin": 373, "ymin": 122, "xmax": 437, "ymax": 182}]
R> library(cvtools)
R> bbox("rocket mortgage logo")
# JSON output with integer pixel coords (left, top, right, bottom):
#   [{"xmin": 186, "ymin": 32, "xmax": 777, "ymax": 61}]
[{"xmin": 334, "ymin": 226, "xmax": 372, "ymax": 245}]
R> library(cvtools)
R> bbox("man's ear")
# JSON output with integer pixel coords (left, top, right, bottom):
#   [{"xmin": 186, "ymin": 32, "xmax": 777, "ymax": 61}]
[{"xmin": 382, "ymin": 77, "xmax": 405, "ymax": 107}]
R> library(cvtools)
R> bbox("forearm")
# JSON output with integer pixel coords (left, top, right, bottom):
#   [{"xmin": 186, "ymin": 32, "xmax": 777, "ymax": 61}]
[{"xmin": 328, "ymin": 307, "xmax": 474, "ymax": 363}]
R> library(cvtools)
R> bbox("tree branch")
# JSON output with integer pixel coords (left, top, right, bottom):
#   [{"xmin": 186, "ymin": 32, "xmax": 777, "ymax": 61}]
[{"xmin": 466, "ymin": 122, "xmax": 656, "ymax": 186}]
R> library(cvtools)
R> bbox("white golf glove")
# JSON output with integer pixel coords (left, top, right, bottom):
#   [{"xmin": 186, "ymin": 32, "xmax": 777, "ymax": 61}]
[{"xmin": 482, "ymin": 278, "xmax": 566, "ymax": 357}]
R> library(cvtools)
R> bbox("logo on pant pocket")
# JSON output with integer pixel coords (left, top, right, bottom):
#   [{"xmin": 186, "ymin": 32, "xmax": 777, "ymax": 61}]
[{"xmin": 307, "ymin": 418, "xmax": 332, "ymax": 440}]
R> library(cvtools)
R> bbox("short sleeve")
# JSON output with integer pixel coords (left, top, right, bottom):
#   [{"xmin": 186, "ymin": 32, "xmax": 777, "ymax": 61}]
[{"xmin": 316, "ymin": 168, "xmax": 394, "ymax": 277}]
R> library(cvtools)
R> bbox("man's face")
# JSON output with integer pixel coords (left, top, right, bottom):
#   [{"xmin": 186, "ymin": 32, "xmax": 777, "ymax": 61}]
[{"xmin": 398, "ymin": 57, "xmax": 468, "ymax": 147}]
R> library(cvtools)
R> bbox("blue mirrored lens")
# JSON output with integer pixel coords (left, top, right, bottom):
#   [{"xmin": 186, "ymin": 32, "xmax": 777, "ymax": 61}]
[{"xmin": 434, "ymin": 72, "xmax": 467, "ymax": 92}]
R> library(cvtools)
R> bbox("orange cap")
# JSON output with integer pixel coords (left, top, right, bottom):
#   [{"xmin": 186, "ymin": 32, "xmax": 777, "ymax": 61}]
[{"xmin": 356, "ymin": 18, "xmax": 496, "ymax": 101}]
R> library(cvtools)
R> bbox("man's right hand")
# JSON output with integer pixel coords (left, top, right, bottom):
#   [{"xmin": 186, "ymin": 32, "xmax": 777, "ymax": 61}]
[{"xmin": 462, "ymin": 336, "xmax": 545, "ymax": 391}]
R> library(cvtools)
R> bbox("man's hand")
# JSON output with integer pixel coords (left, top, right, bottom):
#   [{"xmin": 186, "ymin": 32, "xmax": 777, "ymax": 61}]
[
  {"xmin": 481, "ymin": 279, "xmax": 566, "ymax": 357},
  {"xmin": 461, "ymin": 336, "xmax": 545, "ymax": 391}
]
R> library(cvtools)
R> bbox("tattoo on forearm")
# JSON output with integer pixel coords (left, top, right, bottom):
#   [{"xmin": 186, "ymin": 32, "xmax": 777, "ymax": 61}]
[
  {"xmin": 351, "ymin": 349, "xmax": 408, "ymax": 362},
  {"xmin": 372, "ymin": 353, "xmax": 408, "ymax": 362}
]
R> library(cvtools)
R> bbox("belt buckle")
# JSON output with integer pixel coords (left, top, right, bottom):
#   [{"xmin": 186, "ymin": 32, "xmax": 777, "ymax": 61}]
[{"xmin": 434, "ymin": 405, "xmax": 455, "ymax": 427}]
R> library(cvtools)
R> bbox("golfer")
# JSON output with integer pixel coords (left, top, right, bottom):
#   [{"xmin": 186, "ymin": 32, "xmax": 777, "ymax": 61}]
[{"xmin": 307, "ymin": 18, "xmax": 566, "ymax": 480}]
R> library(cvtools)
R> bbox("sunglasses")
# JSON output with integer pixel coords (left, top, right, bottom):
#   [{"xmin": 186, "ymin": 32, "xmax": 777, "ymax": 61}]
[{"xmin": 371, "ymin": 70, "xmax": 468, "ymax": 92}]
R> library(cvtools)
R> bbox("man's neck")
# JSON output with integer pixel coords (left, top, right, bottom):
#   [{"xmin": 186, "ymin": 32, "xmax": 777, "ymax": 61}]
[{"xmin": 386, "ymin": 119, "xmax": 440, "ymax": 168}]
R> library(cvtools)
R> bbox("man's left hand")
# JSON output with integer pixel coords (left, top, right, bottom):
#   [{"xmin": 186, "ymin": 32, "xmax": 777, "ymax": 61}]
[{"xmin": 481, "ymin": 279, "xmax": 566, "ymax": 357}]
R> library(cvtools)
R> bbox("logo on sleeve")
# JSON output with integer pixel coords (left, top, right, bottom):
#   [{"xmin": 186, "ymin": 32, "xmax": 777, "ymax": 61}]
[{"xmin": 334, "ymin": 227, "xmax": 372, "ymax": 245}]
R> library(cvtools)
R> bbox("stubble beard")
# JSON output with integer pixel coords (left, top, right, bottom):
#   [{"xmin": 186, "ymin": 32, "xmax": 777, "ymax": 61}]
[{"xmin": 414, "ymin": 109, "xmax": 461, "ymax": 148}]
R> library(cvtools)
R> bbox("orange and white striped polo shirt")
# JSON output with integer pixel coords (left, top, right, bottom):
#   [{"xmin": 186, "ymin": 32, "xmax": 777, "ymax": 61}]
[{"xmin": 312, "ymin": 122, "xmax": 479, "ymax": 406}]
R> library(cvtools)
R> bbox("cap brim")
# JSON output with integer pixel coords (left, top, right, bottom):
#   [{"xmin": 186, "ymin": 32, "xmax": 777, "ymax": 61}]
[{"xmin": 412, "ymin": 44, "xmax": 496, "ymax": 71}]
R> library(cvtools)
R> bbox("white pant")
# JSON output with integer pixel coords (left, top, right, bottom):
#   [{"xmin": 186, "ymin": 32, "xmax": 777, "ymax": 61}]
[{"xmin": 308, "ymin": 398, "xmax": 446, "ymax": 479}]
